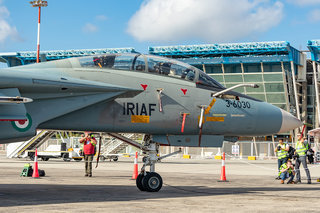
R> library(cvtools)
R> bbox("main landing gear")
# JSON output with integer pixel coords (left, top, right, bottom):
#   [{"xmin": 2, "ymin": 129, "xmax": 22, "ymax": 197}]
[{"xmin": 107, "ymin": 133, "xmax": 181, "ymax": 192}]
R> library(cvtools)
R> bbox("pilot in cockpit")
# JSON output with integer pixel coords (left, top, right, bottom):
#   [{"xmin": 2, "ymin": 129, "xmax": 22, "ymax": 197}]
[{"xmin": 181, "ymin": 69, "xmax": 195, "ymax": 81}]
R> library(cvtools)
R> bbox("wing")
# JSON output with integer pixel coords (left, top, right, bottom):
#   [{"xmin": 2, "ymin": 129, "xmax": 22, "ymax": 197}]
[{"xmin": 0, "ymin": 77, "xmax": 143, "ymax": 143}]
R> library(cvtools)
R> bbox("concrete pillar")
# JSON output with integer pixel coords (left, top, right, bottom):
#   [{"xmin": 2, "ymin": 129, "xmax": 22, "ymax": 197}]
[
  {"xmin": 314, "ymin": 62, "xmax": 320, "ymax": 127},
  {"xmin": 240, "ymin": 63, "xmax": 246, "ymax": 94},
  {"xmin": 202, "ymin": 64, "xmax": 206, "ymax": 73},
  {"xmin": 260, "ymin": 62, "xmax": 268, "ymax": 102},
  {"xmin": 281, "ymin": 62, "xmax": 290, "ymax": 111},
  {"xmin": 301, "ymin": 81, "xmax": 308, "ymax": 136},
  {"xmin": 272, "ymin": 135, "xmax": 276, "ymax": 157},
  {"xmin": 171, "ymin": 146, "xmax": 175, "ymax": 153},
  {"xmin": 221, "ymin": 63, "xmax": 226, "ymax": 87},
  {"xmin": 290, "ymin": 61, "xmax": 301, "ymax": 144},
  {"xmin": 253, "ymin": 137, "xmax": 258, "ymax": 157},
  {"xmin": 290, "ymin": 61, "xmax": 301, "ymax": 120}
]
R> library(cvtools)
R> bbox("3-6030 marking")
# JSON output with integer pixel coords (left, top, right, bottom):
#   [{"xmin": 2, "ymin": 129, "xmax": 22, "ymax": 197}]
[{"xmin": 225, "ymin": 100, "xmax": 251, "ymax": 109}]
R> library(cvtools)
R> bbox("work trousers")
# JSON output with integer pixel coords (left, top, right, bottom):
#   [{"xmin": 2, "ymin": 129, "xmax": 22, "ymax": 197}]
[
  {"xmin": 277, "ymin": 157, "xmax": 288, "ymax": 176},
  {"xmin": 295, "ymin": 156, "xmax": 311, "ymax": 181},
  {"xmin": 84, "ymin": 154, "xmax": 94, "ymax": 175},
  {"xmin": 280, "ymin": 171, "xmax": 294, "ymax": 183}
]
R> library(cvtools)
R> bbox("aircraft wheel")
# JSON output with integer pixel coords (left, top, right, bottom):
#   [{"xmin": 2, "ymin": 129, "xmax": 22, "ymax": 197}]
[
  {"xmin": 142, "ymin": 172, "xmax": 162, "ymax": 192},
  {"xmin": 29, "ymin": 154, "xmax": 35, "ymax": 161},
  {"xmin": 99, "ymin": 156, "xmax": 106, "ymax": 161},
  {"xmin": 113, "ymin": 156, "xmax": 118, "ymax": 162},
  {"xmin": 142, "ymin": 157, "xmax": 147, "ymax": 163},
  {"xmin": 62, "ymin": 153, "xmax": 71, "ymax": 162},
  {"xmin": 136, "ymin": 172, "xmax": 148, "ymax": 191}
]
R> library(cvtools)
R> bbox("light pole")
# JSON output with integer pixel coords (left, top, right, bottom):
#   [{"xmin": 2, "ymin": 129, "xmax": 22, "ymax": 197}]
[{"xmin": 30, "ymin": 0, "xmax": 48, "ymax": 63}]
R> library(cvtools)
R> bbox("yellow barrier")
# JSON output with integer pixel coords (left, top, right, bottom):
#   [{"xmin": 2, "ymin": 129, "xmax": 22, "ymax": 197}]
[
  {"xmin": 214, "ymin": 155, "xmax": 222, "ymax": 160},
  {"xmin": 248, "ymin": 156, "xmax": 256, "ymax": 160},
  {"xmin": 183, "ymin": 154, "xmax": 191, "ymax": 159}
]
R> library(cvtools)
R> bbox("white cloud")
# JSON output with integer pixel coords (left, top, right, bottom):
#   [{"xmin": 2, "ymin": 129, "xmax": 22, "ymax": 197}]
[
  {"xmin": 308, "ymin": 9, "xmax": 320, "ymax": 21},
  {"xmin": 287, "ymin": 0, "xmax": 320, "ymax": 5},
  {"xmin": 0, "ymin": 4, "xmax": 20, "ymax": 44},
  {"xmin": 82, "ymin": 23, "xmax": 98, "ymax": 33},
  {"xmin": 127, "ymin": 0, "xmax": 283, "ymax": 43},
  {"xmin": 96, "ymin": 15, "xmax": 107, "ymax": 21}
]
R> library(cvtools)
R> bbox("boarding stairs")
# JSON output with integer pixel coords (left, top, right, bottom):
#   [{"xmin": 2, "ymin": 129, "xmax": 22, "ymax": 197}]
[
  {"xmin": 101, "ymin": 133, "xmax": 144, "ymax": 156},
  {"xmin": 7, "ymin": 130, "xmax": 55, "ymax": 158}
]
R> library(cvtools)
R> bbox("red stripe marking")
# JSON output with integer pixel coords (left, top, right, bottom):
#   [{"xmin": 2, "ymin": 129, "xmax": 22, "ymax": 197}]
[
  {"xmin": 181, "ymin": 113, "xmax": 187, "ymax": 133},
  {"xmin": 0, "ymin": 119, "xmax": 27, "ymax": 122}
]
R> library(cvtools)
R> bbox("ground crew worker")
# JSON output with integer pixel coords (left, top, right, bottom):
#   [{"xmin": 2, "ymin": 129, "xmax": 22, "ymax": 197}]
[
  {"xmin": 79, "ymin": 132, "xmax": 97, "ymax": 177},
  {"xmin": 279, "ymin": 160, "xmax": 295, "ymax": 184},
  {"xmin": 294, "ymin": 135, "xmax": 311, "ymax": 184},
  {"xmin": 275, "ymin": 139, "xmax": 289, "ymax": 179}
]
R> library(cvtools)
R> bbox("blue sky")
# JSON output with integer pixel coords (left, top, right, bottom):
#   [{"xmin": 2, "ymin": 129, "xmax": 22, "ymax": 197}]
[{"xmin": 1, "ymin": 0, "xmax": 320, "ymax": 54}]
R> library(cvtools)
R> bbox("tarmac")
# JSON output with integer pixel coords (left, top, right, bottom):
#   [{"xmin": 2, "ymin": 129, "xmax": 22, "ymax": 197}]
[{"xmin": 0, "ymin": 155, "xmax": 320, "ymax": 213}]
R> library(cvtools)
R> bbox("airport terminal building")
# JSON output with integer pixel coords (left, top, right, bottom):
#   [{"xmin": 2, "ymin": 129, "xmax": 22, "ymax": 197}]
[{"xmin": 1, "ymin": 40, "xmax": 320, "ymax": 157}]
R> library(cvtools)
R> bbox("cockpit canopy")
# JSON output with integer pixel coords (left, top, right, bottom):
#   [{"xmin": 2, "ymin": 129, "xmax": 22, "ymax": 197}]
[{"xmin": 78, "ymin": 53, "xmax": 224, "ymax": 89}]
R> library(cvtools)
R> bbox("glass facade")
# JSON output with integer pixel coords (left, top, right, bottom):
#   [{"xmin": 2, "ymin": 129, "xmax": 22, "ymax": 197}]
[{"xmin": 205, "ymin": 63, "xmax": 288, "ymax": 110}]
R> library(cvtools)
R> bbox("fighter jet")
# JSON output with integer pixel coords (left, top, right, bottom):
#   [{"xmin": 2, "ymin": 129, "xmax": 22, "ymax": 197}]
[{"xmin": 0, "ymin": 53, "xmax": 302, "ymax": 192}]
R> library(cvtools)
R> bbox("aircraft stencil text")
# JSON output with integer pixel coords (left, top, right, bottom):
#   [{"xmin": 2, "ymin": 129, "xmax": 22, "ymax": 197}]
[{"xmin": 123, "ymin": 102, "xmax": 156, "ymax": 116}]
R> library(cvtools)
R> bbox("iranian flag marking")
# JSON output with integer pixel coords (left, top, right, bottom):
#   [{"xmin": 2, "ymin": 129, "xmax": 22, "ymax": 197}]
[{"xmin": 11, "ymin": 114, "xmax": 32, "ymax": 132}]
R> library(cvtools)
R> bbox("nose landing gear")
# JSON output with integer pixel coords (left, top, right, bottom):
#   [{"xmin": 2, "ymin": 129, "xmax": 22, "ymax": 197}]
[
  {"xmin": 137, "ymin": 137, "xmax": 182, "ymax": 192},
  {"xmin": 107, "ymin": 133, "xmax": 181, "ymax": 192},
  {"xmin": 136, "ymin": 139, "xmax": 163, "ymax": 192}
]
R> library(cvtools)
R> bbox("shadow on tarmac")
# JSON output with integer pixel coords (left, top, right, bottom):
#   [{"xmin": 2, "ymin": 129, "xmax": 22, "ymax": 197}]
[{"xmin": 0, "ymin": 183, "xmax": 319, "ymax": 207}]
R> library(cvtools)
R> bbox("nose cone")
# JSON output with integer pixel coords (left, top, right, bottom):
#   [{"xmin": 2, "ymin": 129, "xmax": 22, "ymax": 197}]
[{"xmin": 278, "ymin": 109, "xmax": 303, "ymax": 133}]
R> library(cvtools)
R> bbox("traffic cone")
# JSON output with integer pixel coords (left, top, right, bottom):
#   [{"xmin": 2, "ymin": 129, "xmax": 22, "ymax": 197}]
[
  {"xmin": 32, "ymin": 149, "xmax": 40, "ymax": 178},
  {"xmin": 218, "ymin": 152, "xmax": 228, "ymax": 182},
  {"xmin": 131, "ymin": 151, "xmax": 138, "ymax": 180}
]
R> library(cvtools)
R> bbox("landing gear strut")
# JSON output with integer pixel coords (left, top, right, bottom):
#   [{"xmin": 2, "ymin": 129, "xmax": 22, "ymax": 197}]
[
  {"xmin": 107, "ymin": 133, "xmax": 181, "ymax": 192},
  {"xmin": 136, "ymin": 138, "xmax": 163, "ymax": 192}
]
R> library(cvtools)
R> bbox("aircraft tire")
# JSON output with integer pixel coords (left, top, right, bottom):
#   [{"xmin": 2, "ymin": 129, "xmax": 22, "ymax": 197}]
[
  {"xmin": 136, "ymin": 172, "xmax": 147, "ymax": 191},
  {"xmin": 142, "ymin": 157, "xmax": 147, "ymax": 163},
  {"xmin": 142, "ymin": 172, "xmax": 162, "ymax": 192},
  {"xmin": 29, "ymin": 155, "xmax": 34, "ymax": 161},
  {"xmin": 62, "ymin": 153, "xmax": 71, "ymax": 162},
  {"xmin": 99, "ymin": 156, "xmax": 106, "ymax": 161}
]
